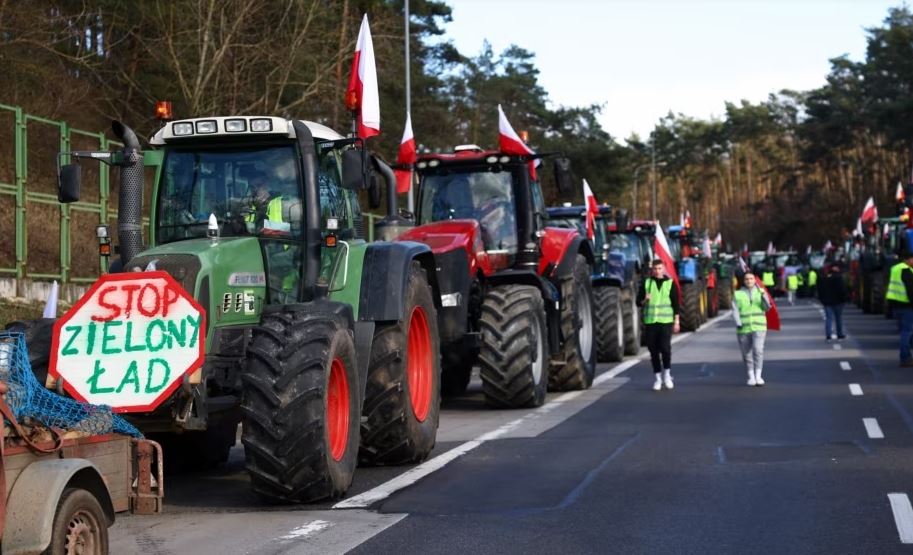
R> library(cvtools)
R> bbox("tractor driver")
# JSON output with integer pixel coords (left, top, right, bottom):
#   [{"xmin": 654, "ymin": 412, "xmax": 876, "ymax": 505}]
[{"xmin": 245, "ymin": 170, "xmax": 295, "ymax": 237}]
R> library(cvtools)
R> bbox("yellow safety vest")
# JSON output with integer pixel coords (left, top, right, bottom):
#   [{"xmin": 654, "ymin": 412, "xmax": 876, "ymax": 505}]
[
  {"xmin": 787, "ymin": 275, "xmax": 798, "ymax": 291},
  {"xmin": 762, "ymin": 272, "xmax": 775, "ymax": 287},
  {"xmin": 734, "ymin": 289, "xmax": 767, "ymax": 334},
  {"xmin": 808, "ymin": 270, "xmax": 817, "ymax": 287},
  {"xmin": 246, "ymin": 196, "xmax": 284, "ymax": 224},
  {"xmin": 887, "ymin": 262, "xmax": 912, "ymax": 303},
  {"xmin": 644, "ymin": 279, "xmax": 674, "ymax": 324}
]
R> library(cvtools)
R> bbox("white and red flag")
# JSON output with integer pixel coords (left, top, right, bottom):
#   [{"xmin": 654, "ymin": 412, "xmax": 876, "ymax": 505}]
[
  {"xmin": 884, "ymin": 222, "xmax": 891, "ymax": 238},
  {"xmin": 498, "ymin": 104, "xmax": 539, "ymax": 179},
  {"xmin": 583, "ymin": 179, "xmax": 598, "ymax": 241},
  {"xmin": 394, "ymin": 112, "xmax": 416, "ymax": 194},
  {"xmin": 861, "ymin": 196, "xmax": 878, "ymax": 224},
  {"xmin": 684, "ymin": 210, "xmax": 692, "ymax": 229},
  {"xmin": 824, "ymin": 240, "xmax": 833, "ymax": 251},
  {"xmin": 713, "ymin": 232, "xmax": 722, "ymax": 246},
  {"xmin": 897, "ymin": 182, "xmax": 906, "ymax": 204},
  {"xmin": 702, "ymin": 236, "xmax": 713, "ymax": 258},
  {"xmin": 654, "ymin": 222, "xmax": 681, "ymax": 297},
  {"xmin": 738, "ymin": 256, "xmax": 750, "ymax": 273},
  {"xmin": 345, "ymin": 15, "xmax": 380, "ymax": 139},
  {"xmin": 766, "ymin": 241, "xmax": 775, "ymax": 255}
]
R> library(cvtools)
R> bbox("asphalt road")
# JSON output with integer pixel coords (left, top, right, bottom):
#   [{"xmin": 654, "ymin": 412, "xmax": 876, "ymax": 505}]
[{"xmin": 111, "ymin": 300, "xmax": 913, "ymax": 554}]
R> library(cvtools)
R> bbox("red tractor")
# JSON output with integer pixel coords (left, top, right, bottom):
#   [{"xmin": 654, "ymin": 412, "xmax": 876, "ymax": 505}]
[{"xmin": 387, "ymin": 145, "xmax": 596, "ymax": 408}]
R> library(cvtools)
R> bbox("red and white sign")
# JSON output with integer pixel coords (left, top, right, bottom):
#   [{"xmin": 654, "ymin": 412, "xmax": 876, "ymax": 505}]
[
  {"xmin": 345, "ymin": 14, "xmax": 380, "ymax": 139},
  {"xmin": 49, "ymin": 272, "xmax": 206, "ymax": 413}
]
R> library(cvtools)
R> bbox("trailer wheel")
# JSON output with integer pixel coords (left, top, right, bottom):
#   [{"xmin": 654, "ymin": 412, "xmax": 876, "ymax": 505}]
[
  {"xmin": 360, "ymin": 261, "xmax": 441, "ymax": 465},
  {"xmin": 46, "ymin": 487, "xmax": 109, "ymax": 555},
  {"xmin": 680, "ymin": 283, "xmax": 702, "ymax": 332},
  {"xmin": 622, "ymin": 286, "xmax": 640, "ymax": 356},
  {"xmin": 479, "ymin": 285, "xmax": 548, "ymax": 408},
  {"xmin": 549, "ymin": 255, "xmax": 597, "ymax": 391},
  {"xmin": 242, "ymin": 311, "xmax": 359, "ymax": 503},
  {"xmin": 594, "ymin": 285, "xmax": 623, "ymax": 362}
]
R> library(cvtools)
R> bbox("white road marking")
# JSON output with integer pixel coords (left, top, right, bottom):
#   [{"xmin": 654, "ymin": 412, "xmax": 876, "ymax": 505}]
[
  {"xmin": 335, "ymin": 310, "xmax": 732, "ymax": 510},
  {"xmin": 849, "ymin": 383, "xmax": 864, "ymax": 396},
  {"xmin": 888, "ymin": 493, "xmax": 913, "ymax": 543},
  {"xmin": 840, "ymin": 361, "xmax": 851, "ymax": 371},
  {"xmin": 833, "ymin": 343, "xmax": 843, "ymax": 350},
  {"xmin": 863, "ymin": 418, "xmax": 884, "ymax": 439},
  {"xmin": 279, "ymin": 519, "xmax": 332, "ymax": 540}
]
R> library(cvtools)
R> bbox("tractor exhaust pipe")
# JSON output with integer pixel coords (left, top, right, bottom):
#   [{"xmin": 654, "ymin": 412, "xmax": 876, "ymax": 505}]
[
  {"xmin": 372, "ymin": 158, "xmax": 415, "ymax": 241},
  {"xmin": 112, "ymin": 121, "xmax": 144, "ymax": 268}
]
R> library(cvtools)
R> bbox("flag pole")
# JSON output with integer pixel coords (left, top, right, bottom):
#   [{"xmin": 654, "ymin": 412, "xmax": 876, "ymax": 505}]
[{"xmin": 404, "ymin": 0, "xmax": 414, "ymax": 213}]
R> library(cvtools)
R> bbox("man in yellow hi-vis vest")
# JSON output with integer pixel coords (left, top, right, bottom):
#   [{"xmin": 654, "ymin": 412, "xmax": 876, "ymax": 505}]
[
  {"xmin": 786, "ymin": 271, "xmax": 799, "ymax": 306},
  {"xmin": 886, "ymin": 252, "xmax": 913, "ymax": 366},
  {"xmin": 733, "ymin": 272, "xmax": 772, "ymax": 386},
  {"xmin": 638, "ymin": 259, "xmax": 681, "ymax": 391}
]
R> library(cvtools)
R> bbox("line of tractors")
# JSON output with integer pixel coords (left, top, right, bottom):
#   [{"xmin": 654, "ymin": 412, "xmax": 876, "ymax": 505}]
[{"xmin": 14, "ymin": 113, "xmax": 736, "ymax": 507}]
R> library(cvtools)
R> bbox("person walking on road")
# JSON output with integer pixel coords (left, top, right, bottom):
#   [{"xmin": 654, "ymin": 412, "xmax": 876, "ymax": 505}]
[
  {"xmin": 638, "ymin": 259, "xmax": 681, "ymax": 391},
  {"xmin": 818, "ymin": 263, "xmax": 847, "ymax": 341},
  {"xmin": 787, "ymin": 271, "xmax": 799, "ymax": 306},
  {"xmin": 733, "ymin": 272, "xmax": 772, "ymax": 386},
  {"xmin": 886, "ymin": 252, "xmax": 913, "ymax": 367}
]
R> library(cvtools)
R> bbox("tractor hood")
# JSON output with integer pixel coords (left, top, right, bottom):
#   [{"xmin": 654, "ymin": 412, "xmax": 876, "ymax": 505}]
[{"xmin": 398, "ymin": 220, "xmax": 494, "ymax": 275}]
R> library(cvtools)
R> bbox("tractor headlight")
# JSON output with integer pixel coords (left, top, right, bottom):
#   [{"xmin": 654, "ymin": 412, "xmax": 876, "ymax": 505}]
[
  {"xmin": 172, "ymin": 122, "xmax": 193, "ymax": 136},
  {"xmin": 250, "ymin": 118, "xmax": 273, "ymax": 132},
  {"xmin": 428, "ymin": 159, "xmax": 440, "ymax": 168},
  {"xmin": 499, "ymin": 156, "xmax": 510, "ymax": 163},
  {"xmin": 485, "ymin": 155, "xmax": 498, "ymax": 164},
  {"xmin": 195, "ymin": 120, "xmax": 217, "ymax": 134},
  {"xmin": 416, "ymin": 161, "xmax": 428, "ymax": 169},
  {"xmin": 225, "ymin": 119, "xmax": 246, "ymax": 132}
]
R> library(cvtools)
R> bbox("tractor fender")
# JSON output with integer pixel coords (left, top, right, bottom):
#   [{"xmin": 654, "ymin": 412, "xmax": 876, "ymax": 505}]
[
  {"xmin": 3, "ymin": 459, "xmax": 114, "ymax": 555},
  {"xmin": 397, "ymin": 220, "xmax": 494, "ymax": 276},
  {"xmin": 359, "ymin": 241, "xmax": 441, "ymax": 323},
  {"xmin": 432, "ymin": 248, "xmax": 474, "ymax": 345},
  {"xmin": 547, "ymin": 232, "xmax": 596, "ymax": 280}
]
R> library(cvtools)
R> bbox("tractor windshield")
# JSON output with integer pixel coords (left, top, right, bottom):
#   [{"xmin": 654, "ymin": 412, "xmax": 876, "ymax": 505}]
[
  {"xmin": 610, "ymin": 233, "xmax": 639, "ymax": 264},
  {"xmin": 156, "ymin": 145, "xmax": 302, "ymax": 244},
  {"xmin": 419, "ymin": 168, "xmax": 518, "ymax": 254}
]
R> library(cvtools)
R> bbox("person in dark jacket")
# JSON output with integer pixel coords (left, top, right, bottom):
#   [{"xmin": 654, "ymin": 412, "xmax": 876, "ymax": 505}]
[
  {"xmin": 886, "ymin": 252, "xmax": 913, "ymax": 366},
  {"xmin": 817, "ymin": 263, "xmax": 848, "ymax": 341},
  {"xmin": 637, "ymin": 259, "xmax": 681, "ymax": 390}
]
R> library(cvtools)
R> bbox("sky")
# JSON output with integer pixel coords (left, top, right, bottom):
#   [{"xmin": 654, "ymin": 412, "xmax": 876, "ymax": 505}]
[{"xmin": 442, "ymin": 0, "xmax": 902, "ymax": 141}]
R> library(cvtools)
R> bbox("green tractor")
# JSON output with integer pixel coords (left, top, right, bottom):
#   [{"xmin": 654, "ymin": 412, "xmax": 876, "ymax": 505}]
[{"xmin": 54, "ymin": 117, "xmax": 443, "ymax": 503}]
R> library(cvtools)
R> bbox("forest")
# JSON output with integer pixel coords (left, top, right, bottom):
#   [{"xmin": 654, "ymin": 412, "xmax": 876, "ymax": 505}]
[{"xmin": 2, "ymin": 1, "xmax": 913, "ymax": 250}]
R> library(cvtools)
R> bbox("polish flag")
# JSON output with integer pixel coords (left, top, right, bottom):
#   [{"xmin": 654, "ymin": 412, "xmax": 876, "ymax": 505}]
[
  {"xmin": 738, "ymin": 256, "xmax": 750, "ymax": 273},
  {"xmin": 860, "ymin": 196, "xmax": 878, "ymax": 224},
  {"xmin": 394, "ymin": 112, "xmax": 416, "ymax": 194},
  {"xmin": 345, "ymin": 15, "xmax": 380, "ymax": 139},
  {"xmin": 702, "ymin": 236, "xmax": 713, "ymax": 258},
  {"xmin": 824, "ymin": 240, "xmax": 833, "ymax": 251},
  {"xmin": 884, "ymin": 222, "xmax": 891, "ymax": 238},
  {"xmin": 897, "ymin": 181, "xmax": 905, "ymax": 203},
  {"xmin": 654, "ymin": 222, "xmax": 681, "ymax": 297},
  {"xmin": 854, "ymin": 218, "xmax": 863, "ymax": 237},
  {"xmin": 498, "ymin": 105, "xmax": 539, "ymax": 179},
  {"xmin": 713, "ymin": 232, "xmax": 722, "ymax": 245},
  {"xmin": 684, "ymin": 210, "xmax": 692, "ymax": 229},
  {"xmin": 766, "ymin": 241, "xmax": 775, "ymax": 255},
  {"xmin": 679, "ymin": 212, "xmax": 685, "ymax": 227},
  {"xmin": 583, "ymin": 179, "xmax": 598, "ymax": 241}
]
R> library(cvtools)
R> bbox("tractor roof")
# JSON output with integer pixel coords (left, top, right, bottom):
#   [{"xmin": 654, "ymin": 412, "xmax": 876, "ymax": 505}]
[
  {"xmin": 547, "ymin": 205, "xmax": 614, "ymax": 219},
  {"xmin": 607, "ymin": 219, "xmax": 655, "ymax": 233},
  {"xmin": 416, "ymin": 149, "xmax": 533, "ymax": 168},
  {"xmin": 149, "ymin": 117, "xmax": 345, "ymax": 145}
]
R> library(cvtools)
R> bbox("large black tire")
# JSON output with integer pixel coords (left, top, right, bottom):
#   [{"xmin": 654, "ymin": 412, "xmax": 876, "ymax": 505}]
[
  {"xmin": 360, "ymin": 262, "xmax": 441, "ymax": 466},
  {"xmin": 548, "ymin": 255, "xmax": 597, "ymax": 391},
  {"xmin": 622, "ymin": 286, "xmax": 640, "ymax": 356},
  {"xmin": 718, "ymin": 278, "xmax": 733, "ymax": 310},
  {"xmin": 680, "ymin": 283, "xmax": 702, "ymax": 332},
  {"xmin": 871, "ymin": 271, "xmax": 885, "ymax": 315},
  {"xmin": 594, "ymin": 285, "xmax": 624, "ymax": 362},
  {"xmin": 441, "ymin": 352, "xmax": 473, "ymax": 397},
  {"xmin": 6, "ymin": 318, "xmax": 54, "ymax": 385},
  {"xmin": 242, "ymin": 310, "xmax": 359, "ymax": 503},
  {"xmin": 46, "ymin": 487, "xmax": 109, "ymax": 555},
  {"xmin": 478, "ymin": 285, "xmax": 548, "ymax": 408}
]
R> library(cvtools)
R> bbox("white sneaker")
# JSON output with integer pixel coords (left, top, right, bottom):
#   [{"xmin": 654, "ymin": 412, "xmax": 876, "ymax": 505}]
[
  {"xmin": 747, "ymin": 375, "xmax": 757, "ymax": 386},
  {"xmin": 755, "ymin": 376, "xmax": 765, "ymax": 386},
  {"xmin": 663, "ymin": 370, "xmax": 674, "ymax": 390},
  {"xmin": 653, "ymin": 377, "xmax": 662, "ymax": 391}
]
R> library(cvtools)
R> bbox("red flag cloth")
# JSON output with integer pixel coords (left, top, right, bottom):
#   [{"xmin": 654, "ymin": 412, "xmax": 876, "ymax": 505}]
[
  {"xmin": 497, "ymin": 104, "xmax": 539, "ymax": 180},
  {"xmin": 345, "ymin": 15, "xmax": 380, "ymax": 139},
  {"xmin": 861, "ymin": 196, "xmax": 878, "ymax": 224},
  {"xmin": 654, "ymin": 223, "xmax": 681, "ymax": 297},
  {"xmin": 394, "ymin": 112, "xmax": 416, "ymax": 194},
  {"xmin": 756, "ymin": 282, "xmax": 781, "ymax": 331},
  {"xmin": 582, "ymin": 179, "xmax": 598, "ymax": 241}
]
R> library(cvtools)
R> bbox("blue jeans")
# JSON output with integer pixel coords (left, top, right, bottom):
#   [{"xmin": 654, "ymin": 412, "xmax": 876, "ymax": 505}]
[
  {"xmin": 824, "ymin": 304, "xmax": 844, "ymax": 338},
  {"xmin": 897, "ymin": 307, "xmax": 913, "ymax": 362}
]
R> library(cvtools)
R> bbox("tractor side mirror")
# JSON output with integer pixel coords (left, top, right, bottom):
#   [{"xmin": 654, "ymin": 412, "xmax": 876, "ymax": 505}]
[
  {"xmin": 553, "ymin": 157, "xmax": 573, "ymax": 195},
  {"xmin": 58, "ymin": 163, "xmax": 81, "ymax": 203},
  {"xmin": 341, "ymin": 149, "xmax": 368, "ymax": 190},
  {"xmin": 367, "ymin": 172, "xmax": 382, "ymax": 209}
]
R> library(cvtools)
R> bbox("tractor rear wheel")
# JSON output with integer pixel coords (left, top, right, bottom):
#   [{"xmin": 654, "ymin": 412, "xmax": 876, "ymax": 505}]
[
  {"xmin": 595, "ymin": 285, "xmax": 623, "ymax": 362},
  {"xmin": 360, "ymin": 262, "xmax": 441, "ymax": 466},
  {"xmin": 241, "ymin": 310, "xmax": 359, "ymax": 503},
  {"xmin": 478, "ymin": 285, "xmax": 548, "ymax": 408},
  {"xmin": 549, "ymin": 255, "xmax": 597, "ymax": 391},
  {"xmin": 622, "ymin": 286, "xmax": 640, "ymax": 356},
  {"xmin": 680, "ymin": 283, "xmax": 702, "ymax": 332},
  {"xmin": 871, "ymin": 272, "xmax": 885, "ymax": 315}
]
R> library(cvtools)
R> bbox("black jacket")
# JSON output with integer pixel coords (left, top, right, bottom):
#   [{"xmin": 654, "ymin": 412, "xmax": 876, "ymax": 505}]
[
  {"xmin": 637, "ymin": 276, "xmax": 680, "ymax": 316},
  {"xmin": 817, "ymin": 272, "xmax": 847, "ymax": 306}
]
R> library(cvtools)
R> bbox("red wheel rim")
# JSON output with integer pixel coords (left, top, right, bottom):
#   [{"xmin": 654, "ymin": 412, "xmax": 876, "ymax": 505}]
[
  {"xmin": 327, "ymin": 357, "xmax": 350, "ymax": 461},
  {"xmin": 407, "ymin": 306, "xmax": 433, "ymax": 422}
]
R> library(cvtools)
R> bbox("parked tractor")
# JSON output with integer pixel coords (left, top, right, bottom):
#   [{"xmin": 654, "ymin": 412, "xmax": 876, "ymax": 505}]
[
  {"xmin": 714, "ymin": 252, "xmax": 737, "ymax": 309},
  {"xmin": 53, "ymin": 117, "xmax": 444, "ymax": 503},
  {"xmin": 389, "ymin": 145, "xmax": 597, "ymax": 408},
  {"xmin": 665, "ymin": 224, "xmax": 717, "ymax": 331},
  {"xmin": 860, "ymin": 216, "xmax": 907, "ymax": 315},
  {"xmin": 547, "ymin": 204, "xmax": 632, "ymax": 362}
]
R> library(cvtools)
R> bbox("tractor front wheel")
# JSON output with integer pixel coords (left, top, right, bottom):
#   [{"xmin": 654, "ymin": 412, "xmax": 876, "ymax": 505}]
[
  {"xmin": 622, "ymin": 286, "xmax": 640, "ymax": 356},
  {"xmin": 549, "ymin": 255, "xmax": 597, "ymax": 391},
  {"xmin": 680, "ymin": 283, "xmax": 702, "ymax": 332},
  {"xmin": 242, "ymin": 310, "xmax": 359, "ymax": 503},
  {"xmin": 595, "ymin": 285, "xmax": 624, "ymax": 362}
]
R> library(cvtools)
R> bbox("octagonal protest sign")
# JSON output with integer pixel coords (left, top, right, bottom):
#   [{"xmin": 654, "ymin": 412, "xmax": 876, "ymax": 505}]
[{"xmin": 48, "ymin": 271, "xmax": 206, "ymax": 413}]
